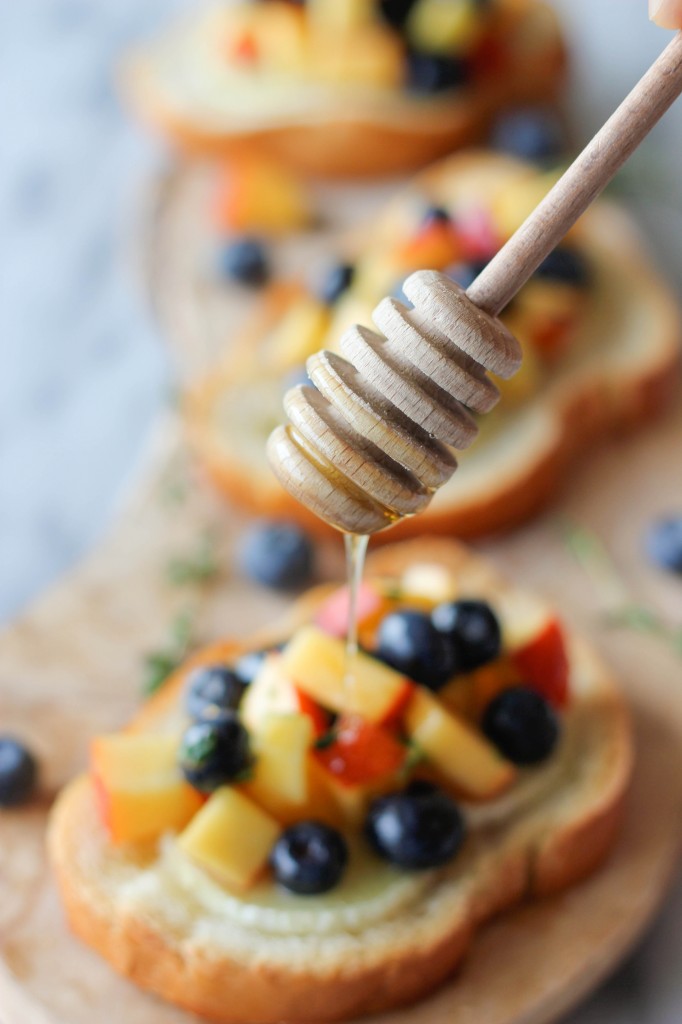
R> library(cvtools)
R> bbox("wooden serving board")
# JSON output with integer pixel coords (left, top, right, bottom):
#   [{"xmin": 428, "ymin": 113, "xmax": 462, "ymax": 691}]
[{"xmin": 1, "ymin": 162, "xmax": 682, "ymax": 1023}]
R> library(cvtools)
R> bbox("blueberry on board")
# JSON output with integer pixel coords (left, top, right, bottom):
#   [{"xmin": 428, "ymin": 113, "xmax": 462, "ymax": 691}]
[
  {"xmin": 482, "ymin": 687, "xmax": 559, "ymax": 766},
  {"xmin": 233, "ymin": 649, "xmax": 269, "ymax": 687},
  {"xmin": 179, "ymin": 715, "xmax": 252, "ymax": 792},
  {"xmin": 185, "ymin": 665, "xmax": 246, "ymax": 722},
  {"xmin": 375, "ymin": 609, "xmax": 458, "ymax": 690},
  {"xmin": 645, "ymin": 516, "xmax": 682, "ymax": 573},
  {"xmin": 318, "ymin": 263, "xmax": 355, "ymax": 305},
  {"xmin": 241, "ymin": 521, "xmax": 315, "ymax": 590},
  {"xmin": 0, "ymin": 737, "xmax": 38, "ymax": 807},
  {"xmin": 534, "ymin": 246, "xmax": 592, "ymax": 288},
  {"xmin": 490, "ymin": 107, "xmax": 565, "ymax": 164},
  {"xmin": 378, "ymin": 0, "xmax": 419, "ymax": 29},
  {"xmin": 421, "ymin": 204, "xmax": 452, "ymax": 226},
  {"xmin": 365, "ymin": 781, "xmax": 465, "ymax": 870},
  {"xmin": 270, "ymin": 821, "xmax": 349, "ymax": 894},
  {"xmin": 219, "ymin": 237, "xmax": 269, "ymax": 287},
  {"xmin": 432, "ymin": 599, "xmax": 502, "ymax": 672},
  {"xmin": 406, "ymin": 52, "xmax": 470, "ymax": 93}
]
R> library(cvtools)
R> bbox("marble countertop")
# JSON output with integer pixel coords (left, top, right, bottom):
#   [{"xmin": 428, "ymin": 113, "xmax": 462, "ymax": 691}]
[{"xmin": 1, "ymin": 1, "xmax": 681, "ymax": 1021}]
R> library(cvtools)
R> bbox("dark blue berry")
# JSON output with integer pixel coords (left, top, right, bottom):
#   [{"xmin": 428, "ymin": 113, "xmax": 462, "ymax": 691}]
[
  {"xmin": 179, "ymin": 715, "xmax": 251, "ymax": 792},
  {"xmin": 365, "ymin": 782, "xmax": 465, "ymax": 870},
  {"xmin": 233, "ymin": 649, "xmax": 269, "ymax": 687},
  {"xmin": 490, "ymin": 108, "xmax": 565, "ymax": 164},
  {"xmin": 241, "ymin": 520, "xmax": 315, "ymax": 590},
  {"xmin": 445, "ymin": 259, "xmax": 488, "ymax": 291},
  {"xmin": 270, "ymin": 821, "xmax": 348, "ymax": 894},
  {"xmin": 534, "ymin": 246, "xmax": 592, "ymax": 288},
  {"xmin": 482, "ymin": 687, "xmax": 559, "ymax": 766},
  {"xmin": 378, "ymin": 0, "xmax": 418, "ymax": 29},
  {"xmin": 645, "ymin": 516, "xmax": 682, "ymax": 573},
  {"xmin": 318, "ymin": 263, "xmax": 355, "ymax": 305},
  {"xmin": 375, "ymin": 610, "xmax": 458, "ymax": 690},
  {"xmin": 0, "ymin": 737, "xmax": 38, "ymax": 807},
  {"xmin": 422, "ymin": 205, "xmax": 452, "ymax": 226},
  {"xmin": 185, "ymin": 665, "xmax": 245, "ymax": 722},
  {"xmin": 406, "ymin": 52, "xmax": 470, "ymax": 93},
  {"xmin": 219, "ymin": 237, "xmax": 269, "ymax": 287},
  {"xmin": 431, "ymin": 599, "xmax": 501, "ymax": 672}
]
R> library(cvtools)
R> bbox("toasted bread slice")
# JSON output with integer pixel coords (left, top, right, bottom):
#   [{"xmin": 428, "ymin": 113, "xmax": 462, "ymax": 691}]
[
  {"xmin": 49, "ymin": 539, "xmax": 632, "ymax": 1023},
  {"xmin": 182, "ymin": 152, "xmax": 681, "ymax": 541},
  {"xmin": 122, "ymin": 0, "xmax": 566, "ymax": 177}
]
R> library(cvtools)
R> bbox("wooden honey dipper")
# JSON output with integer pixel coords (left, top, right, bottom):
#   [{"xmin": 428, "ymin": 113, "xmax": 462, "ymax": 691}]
[{"xmin": 268, "ymin": 31, "xmax": 682, "ymax": 536}]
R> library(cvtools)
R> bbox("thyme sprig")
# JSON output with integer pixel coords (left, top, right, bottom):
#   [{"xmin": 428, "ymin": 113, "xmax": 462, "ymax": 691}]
[{"xmin": 142, "ymin": 608, "xmax": 196, "ymax": 696}]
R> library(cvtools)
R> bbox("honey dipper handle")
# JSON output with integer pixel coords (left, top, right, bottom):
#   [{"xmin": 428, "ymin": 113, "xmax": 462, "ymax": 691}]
[{"xmin": 467, "ymin": 30, "xmax": 682, "ymax": 318}]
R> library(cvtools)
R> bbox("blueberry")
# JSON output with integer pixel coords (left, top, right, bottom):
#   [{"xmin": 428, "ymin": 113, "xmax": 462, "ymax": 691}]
[
  {"xmin": 318, "ymin": 263, "xmax": 355, "ymax": 305},
  {"xmin": 406, "ymin": 52, "xmax": 470, "ymax": 93},
  {"xmin": 490, "ymin": 108, "xmax": 565, "ymax": 164},
  {"xmin": 645, "ymin": 516, "xmax": 682, "ymax": 573},
  {"xmin": 241, "ymin": 520, "xmax": 315, "ymax": 590},
  {"xmin": 219, "ymin": 236, "xmax": 269, "ymax": 287},
  {"xmin": 375, "ymin": 610, "xmax": 458, "ymax": 690},
  {"xmin": 534, "ymin": 246, "xmax": 592, "ymax": 288},
  {"xmin": 421, "ymin": 205, "xmax": 452, "ymax": 226},
  {"xmin": 365, "ymin": 782, "xmax": 465, "ymax": 870},
  {"xmin": 482, "ymin": 687, "xmax": 559, "ymax": 766},
  {"xmin": 431, "ymin": 599, "xmax": 501, "ymax": 672},
  {"xmin": 270, "ymin": 821, "xmax": 348, "ymax": 894},
  {"xmin": 0, "ymin": 737, "xmax": 38, "ymax": 808},
  {"xmin": 179, "ymin": 715, "xmax": 252, "ymax": 792},
  {"xmin": 378, "ymin": 0, "xmax": 419, "ymax": 29},
  {"xmin": 185, "ymin": 665, "xmax": 245, "ymax": 722},
  {"xmin": 445, "ymin": 259, "xmax": 488, "ymax": 291},
  {"xmin": 233, "ymin": 649, "xmax": 269, "ymax": 687}
]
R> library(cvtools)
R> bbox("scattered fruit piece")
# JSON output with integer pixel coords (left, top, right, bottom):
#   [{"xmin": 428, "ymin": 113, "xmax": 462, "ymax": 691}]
[
  {"xmin": 534, "ymin": 246, "xmax": 592, "ymax": 288},
  {"xmin": 282, "ymin": 625, "xmax": 413, "ymax": 723},
  {"xmin": 185, "ymin": 665, "xmax": 245, "ymax": 722},
  {"xmin": 482, "ymin": 687, "xmax": 559, "ymax": 765},
  {"xmin": 400, "ymin": 563, "xmax": 458, "ymax": 604},
  {"xmin": 314, "ymin": 716, "xmax": 406, "ymax": 787},
  {"xmin": 645, "ymin": 516, "xmax": 682, "ymax": 574},
  {"xmin": 240, "ymin": 653, "xmax": 329, "ymax": 736},
  {"xmin": 407, "ymin": 0, "xmax": 483, "ymax": 56},
  {"xmin": 213, "ymin": 159, "xmax": 312, "ymax": 235},
  {"xmin": 270, "ymin": 820, "xmax": 348, "ymax": 894},
  {"xmin": 266, "ymin": 296, "xmax": 331, "ymax": 373},
  {"xmin": 404, "ymin": 688, "xmax": 515, "ymax": 798},
  {"xmin": 315, "ymin": 581, "xmax": 388, "ymax": 639},
  {"xmin": 219, "ymin": 236, "xmax": 270, "ymax": 287},
  {"xmin": 241, "ymin": 520, "xmax": 315, "ymax": 590},
  {"xmin": 395, "ymin": 214, "xmax": 463, "ymax": 270},
  {"xmin": 179, "ymin": 715, "xmax": 252, "ymax": 793},
  {"xmin": 0, "ymin": 736, "xmax": 37, "ymax": 808},
  {"xmin": 245, "ymin": 713, "xmax": 314, "ymax": 813},
  {"xmin": 510, "ymin": 616, "xmax": 569, "ymax": 708},
  {"xmin": 91, "ymin": 734, "xmax": 202, "ymax": 845},
  {"xmin": 178, "ymin": 786, "xmax": 280, "ymax": 891},
  {"xmin": 376, "ymin": 610, "xmax": 457, "ymax": 690},
  {"xmin": 365, "ymin": 780, "xmax": 465, "ymax": 869},
  {"xmin": 432, "ymin": 599, "xmax": 501, "ymax": 672}
]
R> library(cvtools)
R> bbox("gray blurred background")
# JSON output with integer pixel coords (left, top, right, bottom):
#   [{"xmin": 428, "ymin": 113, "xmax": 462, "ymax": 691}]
[{"xmin": 0, "ymin": 2, "xmax": 681, "ymax": 1021}]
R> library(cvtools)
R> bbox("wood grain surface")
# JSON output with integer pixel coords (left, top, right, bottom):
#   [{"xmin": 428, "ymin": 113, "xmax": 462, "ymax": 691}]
[{"xmin": 0, "ymin": 160, "xmax": 681, "ymax": 1023}]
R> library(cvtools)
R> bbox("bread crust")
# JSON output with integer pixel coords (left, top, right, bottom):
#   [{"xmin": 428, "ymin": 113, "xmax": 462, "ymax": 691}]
[
  {"xmin": 123, "ymin": 0, "xmax": 566, "ymax": 177},
  {"xmin": 48, "ymin": 539, "xmax": 632, "ymax": 1023}
]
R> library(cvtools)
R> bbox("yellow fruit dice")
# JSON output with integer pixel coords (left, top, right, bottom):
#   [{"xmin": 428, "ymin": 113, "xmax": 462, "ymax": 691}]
[
  {"xmin": 404, "ymin": 689, "xmax": 516, "ymax": 799},
  {"xmin": 492, "ymin": 333, "xmax": 543, "ymax": 407},
  {"xmin": 91, "ymin": 734, "xmax": 203, "ymax": 845},
  {"xmin": 407, "ymin": 0, "xmax": 483, "ymax": 55},
  {"xmin": 400, "ymin": 563, "xmax": 459, "ymax": 605},
  {"xmin": 178, "ymin": 787, "xmax": 280, "ymax": 891},
  {"xmin": 307, "ymin": 0, "xmax": 375, "ymax": 33},
  {"xmin": 240, "ymin": 654, "xmax": 299, "ymax": 732},
  {"xmin": 307, "ymin": 26, "xmax": 404, "ymax": 87},
  {"xmin": 215, "ymin": 157, "xmax": 312, "ymax": 235},
  {"xmin": 281, "ymin": 625, "xmax": 412, "ymax": 724},
  {"xmin": 243, "ymin": 713, "xmax": 314, "ymax": 817}
]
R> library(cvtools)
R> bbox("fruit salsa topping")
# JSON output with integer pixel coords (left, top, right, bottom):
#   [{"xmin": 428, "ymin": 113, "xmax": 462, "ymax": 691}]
[{"xmin": 90, "ymin": 565, "xmax": 571, "ymax": 896}]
